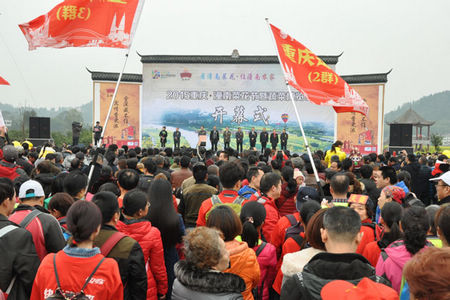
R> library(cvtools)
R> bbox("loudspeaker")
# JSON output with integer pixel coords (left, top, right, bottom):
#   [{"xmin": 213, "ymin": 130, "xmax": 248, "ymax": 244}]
[
  {"xmin": 389, "ymin": 124, "xmax": 412, "ymax": 147},
  {"xmin": 29, "ymin": 117, "xmax": 40, "ymax": 138},
  {"xmin": 29, "ymin": 117, "xmax": 51, "ymax": 138}
]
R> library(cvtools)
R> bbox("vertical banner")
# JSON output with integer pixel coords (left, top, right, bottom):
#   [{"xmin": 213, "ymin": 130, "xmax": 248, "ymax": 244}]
[
  {"xmin": 97, "ymin": 82, "xmax": 140, "ymax": 147},
  {"xmin": 337, "ymin": 84, "xmax": 381, "ymax": 155}
]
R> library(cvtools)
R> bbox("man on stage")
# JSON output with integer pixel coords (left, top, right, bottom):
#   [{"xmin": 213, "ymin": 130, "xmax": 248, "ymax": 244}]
[
  {"xmin": 93, "ymin": 121, "xmax": 102, "ymax": 146},
  {"xmin": 210, "ymin": 126, "xmax": 219, "ymax": 152},
  {"xmin": 236, "ymin": 127, "xmax": 244, "ymax": 154},
  {"xmin": 159, "ymin": 126, "xmax": 168, "ymax": 148},
  {"xmin": 260, "ymin": 127, "xmax": 268, "ymax": 152},
  {"xmin": 249, "ymin": 127, "xmax": 257, "ymax": 149},
  {"xmin": 281, "ymin": 128, "xmax": 288, "ymax": 151},
  {"xmin": 173, "ymin": 127, "xmax": 181, "ymax": 150},
  {"xmin": 223, "ymin": 126, "xmax": 231, "ymax": 150},
  {"xmin": 270, "ymin": 129, "xmax": 279, "ymax": 150}
]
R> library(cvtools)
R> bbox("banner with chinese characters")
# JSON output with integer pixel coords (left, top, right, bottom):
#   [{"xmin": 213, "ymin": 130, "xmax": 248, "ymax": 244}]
[
  {"xmin": 141, "ymin": 63, "xmax": 336, "ymax": 152},
  {"xmin": 19, "ymin": 0, "xmax": 145, "ymax": 50},
  {"xmin": 337, "ymin": 84, "xmax": 382, "ymax": 155},
  {"xmin": 269, "ymin": 23, "xmax": 369, "ymax": 116},
  {"xmin": 94, "ymin": 82, "xmax": 140, "ymax": 147}
]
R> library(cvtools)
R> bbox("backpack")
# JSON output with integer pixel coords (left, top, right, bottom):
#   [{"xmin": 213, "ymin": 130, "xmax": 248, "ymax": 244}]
[
  {"xmin": 58, "ymin": 217, "xmax": 71, "ymax": 241},
  {"xmin": 206, "ymin": 194, "xmax": 246, "ymax": 219},
  {"xmin": 252, "ymin": 242, "xmax": 267, "ymax": 300},
  {"xmin": 284, "ymin": 220, "xmax": 305, "ymax": 243},
  {"xmin": 100, "ymin": 232, "xmax": 127, "ymax": 256},
  {"xmin": 0, "ymin": 225, "xmax": 18, "ymax": 298},
  {"xmin": 362, "ymin": 222, "xmax": 382, "ymax": 241},
  {"xmin": 46, "ymin": 254, "xmax": 105, "ymax": 300}
]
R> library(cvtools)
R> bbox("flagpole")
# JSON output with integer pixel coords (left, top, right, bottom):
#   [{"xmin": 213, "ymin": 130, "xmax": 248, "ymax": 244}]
[
  {"xmin": 85, "ymin": 0, "xmax": 146, "ymax": 195},
  {"xmin": 265, "ymin": 18, "xmax": 324, "ymax": 199}
]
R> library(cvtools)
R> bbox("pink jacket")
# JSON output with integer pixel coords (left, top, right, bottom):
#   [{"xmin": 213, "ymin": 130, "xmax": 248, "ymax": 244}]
[
  {"xmin": 253, "ymin": 242, "xmax": 277, "ymax": 300},
  {"xmin": 375, "ymin": 239, "xmax": 430, "ymax": 292}
]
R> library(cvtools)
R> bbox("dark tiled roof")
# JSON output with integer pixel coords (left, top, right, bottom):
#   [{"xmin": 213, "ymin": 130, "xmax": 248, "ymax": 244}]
[
  {"xmin": 341, "ymin": 70, "xmax": 392, "ymax": 84},
  {"xmin": 387, "ymin": 108, "xmax": 435, "ymax": 126},
  {"xmin": 138, "ymin": 54, "xmax": 340, "ymax": 65},
  {"xmin": 87, "ymin": 69, "xmax": 142, "ymax": 83}
]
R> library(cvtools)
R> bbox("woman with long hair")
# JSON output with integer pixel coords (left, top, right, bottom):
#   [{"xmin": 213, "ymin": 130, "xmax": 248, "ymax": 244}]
[
  {"xmin": 240, "ymin": 202, "xmax": 277, "ymax": 300},
  {"xmin": 276, "ymin": 166, "xmax": 299, "ymax": 216},
  {"xmin": 31, "ymin": 201, "xmax": 123, "ymax": 300},
  {"xmin": 324, "ymin": 140, "xmax": 346, "ymax": 168},
  {"xmin": 207, "ymin": 205, "xmax": 260, "ymax": 300},
  {"xmin": 362, "ymin": 202, "xmax": 403, "ymax": 266},
  {"xmin": 147, "ymin": 179, "xmax": 185, "ymax": 300},
  {"xmin": 376, "ymin": 206, "xmax": 432, "ymax": 292}
]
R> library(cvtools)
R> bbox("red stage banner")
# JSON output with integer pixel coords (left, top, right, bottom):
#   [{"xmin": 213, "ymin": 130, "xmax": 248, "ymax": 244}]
[
  {"xmin": 269, "ymin": 23, "xmax": 369, "ymax": 116},
  {"xmin": 0, "ymin": 76, "xmax": 9, "ymax": 85},
  {"xmin": 19, "ymin": 0, "xmax": 144, "ymax": 50}
]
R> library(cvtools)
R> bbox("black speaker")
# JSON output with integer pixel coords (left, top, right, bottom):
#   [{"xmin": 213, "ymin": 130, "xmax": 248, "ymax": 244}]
[
  {"xmin": 29, "ymin": 117, "xmax": 51, "ymax": 138},
  {"xmin": 389, "ymin": 124, "xmax": 412, "ymax": 147},
  {"xmin": 29, "ymin": 117, "xmax": 40, "ymax": 138}
]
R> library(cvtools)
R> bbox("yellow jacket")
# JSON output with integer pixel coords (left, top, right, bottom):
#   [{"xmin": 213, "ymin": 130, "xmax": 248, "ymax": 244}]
[{"xmin": 324, "ymin": 147, "xmax": 346, "ymax": 167}]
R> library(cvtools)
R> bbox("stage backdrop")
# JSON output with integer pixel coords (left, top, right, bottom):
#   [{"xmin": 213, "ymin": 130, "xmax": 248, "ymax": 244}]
[
  {"xmin": 93, "ymin": 82, "xmax": 141, "ymax": 147},
  {"xmin": 336, "ymin": 84, "xmax": 384, "ymax": 155},
  {"xmin": 141, "ymin": 63, "xmax": 336, "ymax": 152}
]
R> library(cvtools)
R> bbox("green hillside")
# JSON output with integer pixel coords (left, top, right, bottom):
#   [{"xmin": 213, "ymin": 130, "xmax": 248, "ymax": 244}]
[{"xmin": 384, "ymin": 90, "xmax": 450, "ymax": 142}]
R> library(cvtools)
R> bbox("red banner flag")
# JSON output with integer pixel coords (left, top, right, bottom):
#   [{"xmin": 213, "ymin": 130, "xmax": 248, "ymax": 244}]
[
  {"xmin": 269, "ymin": 23, "xmax": 369, "ymax": 116},
  {"xmin": 19, "ymin": 0, "xmax": 144, "ymax": 50},
  {"xmin": 0, "ymin": 76, "xmax": 9, "ymax": 85}
]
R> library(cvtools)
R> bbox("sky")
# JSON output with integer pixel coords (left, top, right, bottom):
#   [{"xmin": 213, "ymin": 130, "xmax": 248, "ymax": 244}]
[{"xmin": 0, "ymin": 0, "xmax": 449, "ymax": 113}]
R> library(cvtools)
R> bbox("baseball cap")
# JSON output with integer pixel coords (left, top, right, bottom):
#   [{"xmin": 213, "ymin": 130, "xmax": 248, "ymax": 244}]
[
  {"xmin": 430, "ymin": 171, "xmax": 450, "ymax": 186},
  {"xmin": 321, "ymin": 278, "xmax": 399, "ymax": 300},
  {"xmin": 19, "ymin": 180, "xmax": 45, "ymax": 199},
  {"xmin": 2, "ymin": 145, "xmax": 18, "ymax": 162}
]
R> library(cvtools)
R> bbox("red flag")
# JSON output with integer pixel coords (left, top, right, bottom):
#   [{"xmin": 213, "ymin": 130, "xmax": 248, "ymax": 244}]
[
  {"xmin": 269, "ymin": 23, "xmax": 369, "ymax": 116},
  {"xmin": 19, "ymin": 0, "xmax": 145, "ymax": 50},
  {"xmin": 0, "ymin": 76, "xmax": 9, "ymax": 85}
]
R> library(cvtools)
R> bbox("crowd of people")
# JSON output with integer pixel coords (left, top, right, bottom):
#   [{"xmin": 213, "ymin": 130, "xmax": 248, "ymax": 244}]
[{"xmin": 0, "ymin": 132, "xmax": 449, "ymax": 299}]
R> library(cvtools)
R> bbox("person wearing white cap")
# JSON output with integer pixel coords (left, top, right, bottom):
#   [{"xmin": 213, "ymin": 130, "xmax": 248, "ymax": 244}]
[
  {"xmin": 8, "ymin": 180, "xmax": 66, "ymax": 261},
  {"xmin": 430, "ymin": 171, "xmax": 450, "ymax": 205}
]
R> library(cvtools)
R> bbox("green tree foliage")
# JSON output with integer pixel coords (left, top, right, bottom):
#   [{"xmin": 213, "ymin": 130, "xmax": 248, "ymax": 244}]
[{"xmin": 430, "ymin": 133, "xmax": 443, "ymax": 152}]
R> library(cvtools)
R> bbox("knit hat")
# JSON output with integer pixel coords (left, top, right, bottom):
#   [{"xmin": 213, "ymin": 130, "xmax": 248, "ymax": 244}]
[
  {"xmin": 2, "ymin": 145, "xmax": 18, "ymax": 162},
  {"xmin": 382, "ymin": 185, "xmax": 406, "ymax": 204},
  {"xmin": 293, "ymin": 168, "xmax": 305, "ymax": 180},
  {"xmin": 321, "ymin": 278, "xmax": 399, "ymax": 300},
  {"xmin": 19, "ymin": 180, "xmax": 45, "ymax": 199}
]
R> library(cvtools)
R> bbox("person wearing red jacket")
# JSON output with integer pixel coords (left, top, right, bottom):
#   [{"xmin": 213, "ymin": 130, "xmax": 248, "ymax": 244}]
[
  {"xmin": 30, "ymin": 201, "xmax": 123, "ymax": 300},
  {"xmin": 362, "ymin": 202, "xmax": 403, "ymax": 267},
  {"xmin": 248, "ymin": 173, "xmax": 282, "ymax": 242},
  {"xmin": 196, "ymin": 162, "xmax": 245, "ymax": 227},
  {"xmin": 0, "ymin": 145, "xmax": 27, "ymax": 181},
  {"xmin": 276, "ymin": 166, "xmax": 299, "ymax": 216},
  {"xmin": 117, "ymin": 189, "xmax": 168, "ymax": 300}
]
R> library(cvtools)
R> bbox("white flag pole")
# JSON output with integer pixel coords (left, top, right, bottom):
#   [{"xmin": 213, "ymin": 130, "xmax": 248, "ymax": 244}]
[
  {"xmin": 85, "ymin": 0, "xmax": 146, "ymax": 195},
  {"xmin": 265, "ymin": 18, "xmax": 324, "ymax": 198}
]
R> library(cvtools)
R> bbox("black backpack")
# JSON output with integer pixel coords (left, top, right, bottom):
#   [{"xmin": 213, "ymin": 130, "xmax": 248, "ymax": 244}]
[{"xmin": 46, "ymin": 254, "xmax": 105, "ymax": 300}]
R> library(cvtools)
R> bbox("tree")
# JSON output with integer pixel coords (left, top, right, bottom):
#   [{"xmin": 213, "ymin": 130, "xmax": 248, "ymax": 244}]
[{"xmin": 430, "ymin": 133, "xmax": 443, "ymax": 152}]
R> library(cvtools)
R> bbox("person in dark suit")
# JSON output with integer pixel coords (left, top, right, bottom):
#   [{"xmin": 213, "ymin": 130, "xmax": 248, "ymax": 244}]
[
  {"xmin": 236, "ymin": 127, "xmax": 244, "ymax": 154},
  {"xmin": 249, "ymin": 127, "xmax": 257, "ymax": 149},
  {"xmin": 260, "ymin": 127, "xmax": 268, "ymax": 152},
  {"xmin": 270, "ymin": 129, "xmax": 279, "ymax": 150},
  {"xmin": 210, "ymin": 126, "xmax": 219, "ymax": 152},
  {"xmin": 223, "ymin": 127, "xmax": 231, "ymax": 150},
  {"xmin": 280, "ymin": 128, "xmax": 288, "ymax": 151},
  {"xmin": 72, "ymin": 121, "xmax": 82, "ymax": 146},
  {"xmin": 159, "ymin": 126, "xmax": 168, "ymax": 148},
  {"xmin": 173, "ymin": 128, "xmax": 181, "ymax": 150}
]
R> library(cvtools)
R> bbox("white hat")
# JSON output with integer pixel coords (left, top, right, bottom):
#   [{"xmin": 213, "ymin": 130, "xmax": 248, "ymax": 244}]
[
  {"xmin": 430, "ymin": 171, "xmax": 450, "ymax": 186},
  {"xmin": 19, "ymin": 180, "xmax": 45, "ymax": 199}
]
